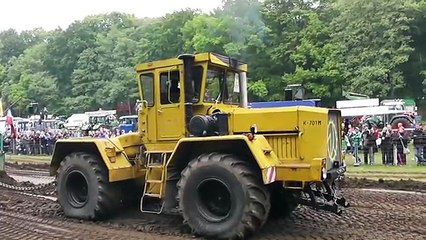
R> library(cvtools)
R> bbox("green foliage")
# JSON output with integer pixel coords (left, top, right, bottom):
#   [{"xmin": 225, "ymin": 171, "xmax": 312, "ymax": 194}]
[
  {"xmin": 331, "ymin": 0, "xmax": 415, "ymax": 98},
  {"xmin": 0, "ymin": 0, "xmax": 425, "ymax": 116},
  {"xmin": 283, "ymin": 9, "xmax": 342, "ymax": 98},
  {"xmin": 248, "ymin": 80, "xmax": 268, "ymax": 99},
  {"xmin": 135, "ymin": 9, "xmax": 197, "ymax": 62}
]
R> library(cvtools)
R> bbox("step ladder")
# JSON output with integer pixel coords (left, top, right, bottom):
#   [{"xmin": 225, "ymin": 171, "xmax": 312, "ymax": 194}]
[{"xmin": 140, "ymin": 151, "xmax": 170, "ymax": 214}]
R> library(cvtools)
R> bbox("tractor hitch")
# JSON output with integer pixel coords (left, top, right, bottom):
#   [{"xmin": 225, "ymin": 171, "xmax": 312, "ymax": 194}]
[{"xmin": 299, "ymin": 165, "xmax": 349, "ymax": 215}]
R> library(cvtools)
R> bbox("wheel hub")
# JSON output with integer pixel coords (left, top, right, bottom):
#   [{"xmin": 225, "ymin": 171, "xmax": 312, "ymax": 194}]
[
  {"xmin": 196, "ymin": 178, "xmax": 232, "ymax": 222},
  {"xmin": 65, "ymin": 170, "xmax": 89, "ymax": 208}
]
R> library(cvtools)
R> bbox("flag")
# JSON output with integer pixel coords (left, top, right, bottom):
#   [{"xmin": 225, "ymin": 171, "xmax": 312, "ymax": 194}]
[{"xmin": 6, "ymin": 109, "xmax": 17, "ymax": 139}]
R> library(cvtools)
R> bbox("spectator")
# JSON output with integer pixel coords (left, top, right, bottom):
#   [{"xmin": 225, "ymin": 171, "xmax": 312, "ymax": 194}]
[
  {"xmin": 395, "ymin": 123, "xmax": 409, "ymax": 165},
  {"xmin": 362, "ymin": 125, "xmax": 376, "ymax": 165},
  {"xmin": 351, "ymin": 127, "xmax": 362, "ymax": 166},
  {"xmin": 380, "ymin": 126, "xmax": 393, "ymax": 165},
  {"xmin": 413, "ymin": 123, "xmax": 425, "ymax": 164}
]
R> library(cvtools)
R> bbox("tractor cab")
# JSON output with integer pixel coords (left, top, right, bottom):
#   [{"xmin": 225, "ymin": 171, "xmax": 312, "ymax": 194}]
[
  {"xmin": 83, "ymin": 109, "xmax": 117, "ymax": 132},
  {"xmin": 136, "ymin": 53, "xmax": 248, "ymax": 142}
]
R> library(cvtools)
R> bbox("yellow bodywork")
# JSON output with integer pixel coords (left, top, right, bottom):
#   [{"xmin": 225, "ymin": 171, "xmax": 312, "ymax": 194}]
[
  {"xmin": 50, "ymin": 133, "xmax": 145, "ymax": 182},
  {"xmin": 50, "ymin": 52, "xmax": 341, "ymax": 195}
]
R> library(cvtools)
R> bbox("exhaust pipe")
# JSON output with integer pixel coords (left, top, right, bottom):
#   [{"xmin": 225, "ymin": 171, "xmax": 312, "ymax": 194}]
[
  {"xmin": 178, "ymin": 54, "xmax": 195, "ymax": 134},
  {"xmin": 239, "ymin": 72, "xmax": 248, "ymax": 108}
]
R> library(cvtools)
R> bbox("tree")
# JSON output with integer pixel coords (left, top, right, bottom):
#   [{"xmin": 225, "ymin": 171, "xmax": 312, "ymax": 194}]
[
  {"xmin": 134, "ymin": 9, "xmax": 198, "ymax": 63},
  {"xmin": 44, "ymin": 13, "xmax": 136, "ymax": 93},
  {"xmin": 0, "ymin": 0, "xmax": 425, "ymax": 116},
  {"xmin": 260, "ymin": 0, "xmax": 321, "ymax": 100},
  {"xmin": 402, "ymin": 0, "xmax": 426, "ymax": 97},
  {"xmin": 282, "ymin": 4, "xmax": 343, "ymax": 100},
  {"xmin": 331, "ymin": 0, "xmax": 415, "ymax": 98}
]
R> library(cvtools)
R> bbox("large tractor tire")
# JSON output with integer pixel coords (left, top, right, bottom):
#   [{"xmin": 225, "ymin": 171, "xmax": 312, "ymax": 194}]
[
  {"xmin": 390, "ymin": 116, "xmax": 411, "ymax": 129},
  {"xmin": 269, "ymin": 182, "xmax": 300, "ymax": 219},
  {"xmin": 56, "ymin": 152, "xmax": 120, "ymax": 220},
  {"xmin": 177, "ymin": 153, "xmax": 270, "ymax": 239}
]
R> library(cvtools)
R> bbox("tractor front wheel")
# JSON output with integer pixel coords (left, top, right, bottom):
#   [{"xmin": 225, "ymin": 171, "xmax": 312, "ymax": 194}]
[
  {"xmin": 56, "ymin": 152, "xmax": 120, "ymax": 220},
  {"xmin": 177, "ymin": 153, "xmax": 270, "ymax": 239}
]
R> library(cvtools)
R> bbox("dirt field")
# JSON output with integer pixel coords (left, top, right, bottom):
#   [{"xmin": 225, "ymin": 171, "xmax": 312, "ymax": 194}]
[{"xmin": 1, "ymin": 162, "xmax": 425, "ymax": 240}]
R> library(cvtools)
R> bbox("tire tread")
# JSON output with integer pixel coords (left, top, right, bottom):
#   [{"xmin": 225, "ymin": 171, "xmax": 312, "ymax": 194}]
[
  {"xmin": 177, "ymin": 152, "xmax": 270, "ymax": 239},
  {"xmin": 56, "ymin": 152, "xmax": 120, "ymax": 220}
]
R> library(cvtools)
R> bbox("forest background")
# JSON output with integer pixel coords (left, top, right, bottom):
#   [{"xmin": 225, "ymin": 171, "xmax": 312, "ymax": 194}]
[{"xmin": 0, "ymin": 0, "xmax": 425, "ymax": 116}]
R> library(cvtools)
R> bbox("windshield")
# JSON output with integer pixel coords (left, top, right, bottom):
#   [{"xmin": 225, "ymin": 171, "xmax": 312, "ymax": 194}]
[
  {"xmin": 120, "ymin": 118, "xmax": 137, "ymax": 124},
  {"xmin": 90, "ymin": 116, "xmax": 107, "ymax": 124},
  {"xmin": 204, "ymin": 66, "xmax": 240, "ymax": 104}
]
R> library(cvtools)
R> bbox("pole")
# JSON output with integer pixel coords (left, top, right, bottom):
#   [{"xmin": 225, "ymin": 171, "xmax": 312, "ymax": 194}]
[
  {"xmin": 128, "ymin": 98, "xmax": 131, "ymax": 115},
  {"xmin": 0, "ymin": 133, "xmax": 4, "ymax": 171},
  {"xmin": 1, "ymin": 96, "xmax": 23, "ymax": 116}
]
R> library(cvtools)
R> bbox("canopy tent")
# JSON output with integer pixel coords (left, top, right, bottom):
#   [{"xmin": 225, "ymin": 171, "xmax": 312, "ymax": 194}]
[
  {"xmin": 339, "ymin": 106, "xmax": 400, "ymax": 117},
  {"xmin": 336, "ymin": 98, "xmax": 379, "ymax": 109}
]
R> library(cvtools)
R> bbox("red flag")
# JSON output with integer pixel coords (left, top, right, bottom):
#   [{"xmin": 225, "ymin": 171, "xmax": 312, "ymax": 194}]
[{"xmin": 6, "ymin": 109, "xmax": 17, "ymax": 139}]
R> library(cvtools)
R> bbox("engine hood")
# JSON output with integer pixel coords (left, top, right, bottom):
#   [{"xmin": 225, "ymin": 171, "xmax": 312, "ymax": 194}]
[
  {"xmin": 227, "ymin": 106, "xmax": 341, "ymax": 170},
  {"xmin": 229, "ymin": 106, "xmax": 328, "ymax": 133}
]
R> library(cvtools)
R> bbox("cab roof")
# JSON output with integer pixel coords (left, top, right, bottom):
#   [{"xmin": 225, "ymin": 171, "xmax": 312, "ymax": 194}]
[{"xmin": 136, "ymin": 52, "xmax": 248, "ymax": 72}]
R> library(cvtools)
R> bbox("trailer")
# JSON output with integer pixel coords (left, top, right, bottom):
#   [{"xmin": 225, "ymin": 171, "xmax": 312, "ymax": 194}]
[{"xmin": 249, "ymin": 99, "xmax": 321, "ymax": 108}]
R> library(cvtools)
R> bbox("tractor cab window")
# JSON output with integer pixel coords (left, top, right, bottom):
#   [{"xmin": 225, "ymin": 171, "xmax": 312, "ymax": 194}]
[
  {"xmin": 160, "ymin": 70, "xmax": 180, "ymax": 104},
  {"xmin": 204, "ymin": 66, "xmax": 240, "ymax": 104},
  {"xmin": 192, "ymin": 66, "xmax": 203, "ymax": 102},
  {"xmin": 89, "ymin": 117, "xmax": 96, "ymax": 124},
  {"xmin": 225, "ymin": 71, "xmax": 240, "ymax": 104},
  {"xmin": 140, "ymin": 73, "xmax": 154, "ymax": 107}
]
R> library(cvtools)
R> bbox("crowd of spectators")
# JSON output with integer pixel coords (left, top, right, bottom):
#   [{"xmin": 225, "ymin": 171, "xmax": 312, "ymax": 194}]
[
  {"xmin": 3, "ymin": 115, "xmax": 425, "ymax": 165},
  {"xmin": 83, "ymin": 127, "xmax": 129, "ymax": 138},
  {"xmin": 3, "ymin": 127, "xmax": 129, "ymax": 155},
  {"xmin": 342, "ymin": 121, "xmax": 426, "ymax": 166}
]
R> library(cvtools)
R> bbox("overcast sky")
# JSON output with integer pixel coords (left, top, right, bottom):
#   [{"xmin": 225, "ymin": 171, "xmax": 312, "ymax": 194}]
[{"xmin": 0, "ymin": 0, "xmax": 223, "ymax": 31}]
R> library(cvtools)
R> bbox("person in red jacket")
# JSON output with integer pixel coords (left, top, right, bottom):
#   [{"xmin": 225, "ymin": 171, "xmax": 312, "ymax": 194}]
[{"xmin": 373, "ymin": 126, "xmax": 380, "ymax": 140}]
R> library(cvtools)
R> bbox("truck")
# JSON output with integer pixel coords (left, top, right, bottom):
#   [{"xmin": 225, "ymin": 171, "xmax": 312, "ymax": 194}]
[
  {"xmin": 49, "ymin": 52, "xmax": 348, "ymax": 239},
  {"xmin": 81, "ymin": 109, "xmax": 117, "ymax": 133},
  {"xmin": 249, "ymin": 84, "xmax": 321, "ymax": 109},
  {"xmin": 118, "ymin": 115, "xmax": 138, "ymax": 133}
]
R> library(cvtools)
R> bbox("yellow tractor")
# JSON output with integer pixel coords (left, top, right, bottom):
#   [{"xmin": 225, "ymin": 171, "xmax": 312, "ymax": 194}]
[{"xmin": 50, "ymin": 52, "xmax": 349, "ymax": 239}]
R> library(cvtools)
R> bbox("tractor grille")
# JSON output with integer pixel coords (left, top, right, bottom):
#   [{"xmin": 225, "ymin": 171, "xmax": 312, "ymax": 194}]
[
  {"xmin": 327, "ymin": 111, "xmax": 342, "ymax": 168},
  {"xmin": 266, "ymin": 134, "xmax": 298, "ymax": 161}
]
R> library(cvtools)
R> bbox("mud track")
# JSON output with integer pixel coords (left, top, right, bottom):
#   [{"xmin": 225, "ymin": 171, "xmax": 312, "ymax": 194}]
[
  {"xmin": 6, "ymin": 161, "xmax": 50, "ymax": 171},
  {"xmin": 0, "ymin": 209, "xmax": 185, "ymax": 240},
  {"xmin": 0, "ymin": 164, "xmax": 425, "ymax": 239},
  {"xmin": 342, "ymin": 177, "xmax": 426, "ymax": 193}
]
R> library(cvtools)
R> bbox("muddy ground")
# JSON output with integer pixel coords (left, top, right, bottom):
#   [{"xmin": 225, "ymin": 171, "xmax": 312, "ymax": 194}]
[
  {"xmin": 0, "ymin": 162, "xmax": 425, "ymax": 240},
  {"xmin": 341, "ymin": 177, "xmax": 426, "ymax": 193}
]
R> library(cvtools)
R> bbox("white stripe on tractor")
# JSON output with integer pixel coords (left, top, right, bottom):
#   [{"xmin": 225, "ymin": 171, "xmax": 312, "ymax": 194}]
[{"xmin": 266, "ymin": 167, "xmax": 276, "ymax": 184}]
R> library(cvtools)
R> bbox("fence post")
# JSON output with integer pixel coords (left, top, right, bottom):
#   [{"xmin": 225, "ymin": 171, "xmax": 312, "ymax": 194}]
[
  {"xmin": 12, "ymin": 139, "xmax": 17, "ymax": 155},
  {"xmin": 0, "ymin": 133, "xmax": 5, "ymax": 171}
]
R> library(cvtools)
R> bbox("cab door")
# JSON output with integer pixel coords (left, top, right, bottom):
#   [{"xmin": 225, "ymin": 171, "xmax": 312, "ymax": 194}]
[
  {"xmin": 156, "ymin": 66, "xmax": 185, "ymax": 140},
  {"xmin": 138, "ymin": 72, "xmax": 156, "ymax": 142}
]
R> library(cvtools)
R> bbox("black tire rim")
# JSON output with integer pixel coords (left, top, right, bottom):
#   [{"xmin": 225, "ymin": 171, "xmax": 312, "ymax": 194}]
[
  {"xmin": 65, "ymin": 170, "xmax": 89, "ymax": 208},
  {"xmin": 196, "ymin": 178, "xmax": 232, "ymax": 222}
]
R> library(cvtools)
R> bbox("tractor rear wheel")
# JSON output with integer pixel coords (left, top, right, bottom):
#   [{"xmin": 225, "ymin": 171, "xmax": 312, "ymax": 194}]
[
  {"xmin": 177, "ymin": 153, "xmax": 270, "ymax": 239},
  {"xmin": 269, "ymin": 182, "xmax": 300, "ymax": 219},
  {"xmin": 56, "ymin": 152, "xmax": 120, "ymax": 220}
]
